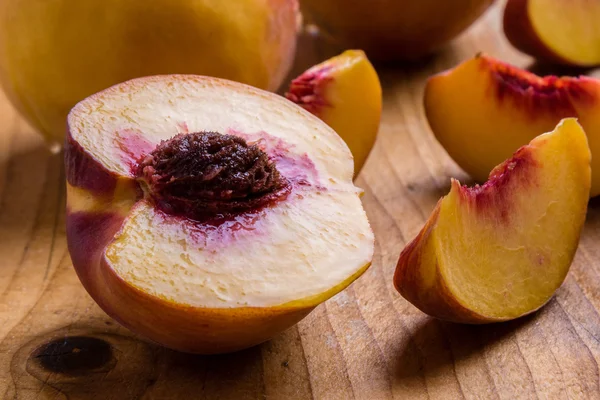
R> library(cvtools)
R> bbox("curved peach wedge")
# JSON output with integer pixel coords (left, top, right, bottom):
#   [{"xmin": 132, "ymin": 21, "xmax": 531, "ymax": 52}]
[
  {"xmin": 65, "ymin": 75, "xmax": 374, "ymax": 354},
  {"xmin": 285, "ymin": 50, "xmax": 382, "ymax": 175},
  {"xmin": 504, "ymin": 0, "xmax": 600, "ymax": 66},
  {"xmin": 425, "ymin": 54, "xmax": 600, "ymax": 197},
  {"xmin": 395, "ymin": 119, "xmax": 590, "ymax": 323}
]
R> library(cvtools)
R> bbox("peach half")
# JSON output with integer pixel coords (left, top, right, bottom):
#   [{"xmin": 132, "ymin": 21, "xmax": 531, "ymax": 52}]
[
  {"xmin": 504, "ymin": 0, "xmax": 600, "ymax": 66},
  {"xmin": 65, "ymin": 75, "xmax": 374, "ymax": 354},
  {"xmin": 425, "ymin": 54, "xmax": 600, "ymax": 197},
  {"xmin": 395, "ymin": 119, "xmax": 590, "ymax": 323},
  {"xmin": 285, "ymin": 50, "xmax": 382, "ymax": 175}
]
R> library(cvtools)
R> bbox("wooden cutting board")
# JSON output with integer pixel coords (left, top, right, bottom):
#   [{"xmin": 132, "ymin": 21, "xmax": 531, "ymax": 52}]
[{"xmin": 2, "ymin": 4, "xmax": 600, "ymax": 399}]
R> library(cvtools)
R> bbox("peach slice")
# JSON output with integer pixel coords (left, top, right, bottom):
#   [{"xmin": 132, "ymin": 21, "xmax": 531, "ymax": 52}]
[
  {"xmin": 395, "ymin": 119, "xmax": 590, "ymax": 323},
  {"xmin": 424, "ymin": 54, "xmax": 600, "ymax": 197},
  {"xmin": 504, "ymin": 0, "xmax": 600, "ymax": 66},
  {"xmin": 285, "ymin": 50, "xmax": 382, "ymax": 175},
  {"xmin": 65, "ymin": 75, "xmax": 374, "ymax": 354}
]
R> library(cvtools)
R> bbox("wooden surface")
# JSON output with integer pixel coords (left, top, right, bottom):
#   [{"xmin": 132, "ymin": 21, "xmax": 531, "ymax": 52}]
[{"xmin": 2, "ymin": 4, "xmax": 600, "ymax": 399}]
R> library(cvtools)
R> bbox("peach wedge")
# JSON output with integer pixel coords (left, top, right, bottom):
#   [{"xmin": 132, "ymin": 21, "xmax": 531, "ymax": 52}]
[
  {"xmin": 65, "ymin": 75, "xmax": 374, "ymax": 353},
  {"xmin": 286, "ymin": 50, "xmax": 382, "ymax": 176},
  {"xmin": 425, "ymin": 54, "xmax": 600, "ymax": 197},
  {"xmin": 504, "ymin": 0, "xmax": 600, "ymax": 66},
  {"xmin": 395, "ymin": 119, "xmax": 590, "ymax": 323}
]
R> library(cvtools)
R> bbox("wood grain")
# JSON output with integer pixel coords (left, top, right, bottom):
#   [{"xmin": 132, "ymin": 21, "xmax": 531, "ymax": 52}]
[{"xmin": 2, "ymin": 4, "xmax": 600, "ymax": 399}]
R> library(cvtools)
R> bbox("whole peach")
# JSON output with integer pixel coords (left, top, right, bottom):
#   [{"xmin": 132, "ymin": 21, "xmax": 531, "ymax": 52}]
[
  {"xmin": 300, "ymin": 0, "xmax": 494, "ymax": 61},
  {"xmin": 0, "ymin": 0, "xmax": 299, "ymax": 146}
]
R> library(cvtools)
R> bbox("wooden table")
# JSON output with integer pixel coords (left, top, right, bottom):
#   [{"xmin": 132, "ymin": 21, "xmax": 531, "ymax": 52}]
[{"xmin": 2, "ymin": 4, "xmax": 600, "ymax": 399}]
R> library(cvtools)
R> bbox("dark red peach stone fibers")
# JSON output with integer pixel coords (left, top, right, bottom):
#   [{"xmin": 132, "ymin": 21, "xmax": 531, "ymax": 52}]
[{"xmin": 136, "ymin": 131, "xmax": 291, "ymax": 221}]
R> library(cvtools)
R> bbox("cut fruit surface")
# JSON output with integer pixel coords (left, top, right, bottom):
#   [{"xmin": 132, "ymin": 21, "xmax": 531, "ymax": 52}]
[
  {"xmin": 395, "ymin": 119, "xmax": 590, "ymax": 323},
  {"xmin": 286, "ymin": 50, "xmax": 382, "ymax": 176},
  {"xmin": 65, "ymin": 75, "xmax": 374, "ymax": 353},
  {"xmin": 504, "ymin": 0, "xmax": 600, "ymax": 66},
  {"xmin": 424, "ymin": 54, "xmax": 600, "ymax": 197}
]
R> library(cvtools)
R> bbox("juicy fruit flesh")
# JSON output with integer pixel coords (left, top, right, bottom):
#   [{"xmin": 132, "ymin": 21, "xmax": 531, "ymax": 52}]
[
  {"xmin": 72, "ymin": 77, "xmax": 352, "ymax": 181},
  {"xmin": 285, "ymin": 50, "xmax": 382, "ymax": 175},
  {"xmin": 285, "ymin": 65, "xmax": 332, "ymax": 116},
  {"xmin": 529, "ymin": 0, "xmax": 600, "ymax": 65},
  {"xmin": 483, "ymin": 56, "xmax": 593, "ymax": 117},
  {"xmin": 436, "ymin": 119, "xmax": 590, "ymax": 319},
  {"xmin": 68, "ymin": 75, "xmax": 374, "ymax": 308},
  {"xmin": 106, "ymin": 189, "xmax": 372, "ymax": 307},
  {"xmin": 493, "ymin": 65, "xmax": 576, "ymax": 109},
  {"xmin": 425, "ymin": 54, "xmax": 600, "ymax": 197}
]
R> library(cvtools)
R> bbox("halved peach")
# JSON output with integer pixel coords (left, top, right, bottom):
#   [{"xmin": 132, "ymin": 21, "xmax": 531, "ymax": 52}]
[
  {"xmin": 504, "ymin": 0, "xmax": 600, "ymax": 66},
  {"xmin": 395, "ymin": 119, "xmax": 590, "ymax": 323},
  {"xmin": 286, "ymin": 50, "xmax": 382, "ymax": 175},
  {"xmin": 65, "ymin": 75, "xmax": 374, "ymax": 354},
  {"xmin": 425, "ymin": 54, "xmax": 600, "ymax": 196}
]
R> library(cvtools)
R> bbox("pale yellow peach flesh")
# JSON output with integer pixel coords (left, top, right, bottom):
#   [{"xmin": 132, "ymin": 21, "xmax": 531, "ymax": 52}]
[
  {"xmin": 395, "ymin": 119, "xmax": 590, "ymax": 323},
  {"xmin": 425, "ymin": 54, "xmax": 600, "ymax": 197},
  {"xmin": 504, "ymin": 0, "xmax": 600, "ymax": 66},
  {"xmin": 286, "ymin": 50, "xmax": 382, "ymax": 176},
  {"xmin": 66, "ymin": 75, "xmax": 374, "ymax": 353}
]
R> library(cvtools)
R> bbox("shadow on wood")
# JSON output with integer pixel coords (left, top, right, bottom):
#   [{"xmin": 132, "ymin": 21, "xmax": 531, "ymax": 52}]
[
  {"xmin": 587, "ymin": 195, "xmax": 600, "ymax": 211},
  {"xmin": 393, "ymin": 310, "xmax": 538, "ymax": 384},
  {"xmin": 0, "ymin": 143, "xmax": 64, "ymax": 303},
  {"xmin": 526, "ymin": 61, "xmax": 593, "ymax": 78}
]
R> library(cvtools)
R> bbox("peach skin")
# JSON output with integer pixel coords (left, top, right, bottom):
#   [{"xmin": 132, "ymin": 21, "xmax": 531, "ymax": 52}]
[
  {"xmin": 395, "ymin": 119, "xmax": 590, "ymax": 323},
  {"xmin": 299, "ymin": 0, "xmax": 495, "ymax": 61},
  {"xmin": 286, "ymin": 50, "xmax": 382, "ymax": 176},
  {"xmin": 0, "ymin": 0, "xmax": 299, "ymax": 146},
  {"xmin": 425, "ymin": 54, "xmax": 600, "ymax": 197},
  {"xmin": 65, "ymin": 75, "xmax": 374, "ymax": 354}
]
